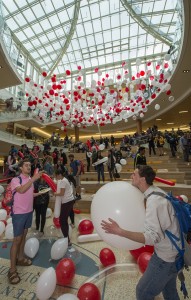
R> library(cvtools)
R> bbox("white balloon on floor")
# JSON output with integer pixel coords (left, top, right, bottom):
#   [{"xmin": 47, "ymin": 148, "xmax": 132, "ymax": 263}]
[
  {"xmin": 0, "ymin": 209, "xmax": 7, "ymax": 221},
  {"xmin": 120, "ymin": 159, "xmax": 127, "ymax": 165},
  {"xmin": 36, "ymin": 267, "xmax": 56, "ymax": 300},
  {"xmin": 24, "ymin": 237, "xmax": 39, "ymax": 258},
  {"xmin": 46, "ymin": 208, "xmax": 52, "ymax": 218},
  {"xmin": 91, "ymin": 181, "xmax": 145, "ymax": 250},
  {"xmin": 51, "ymin": 238, "xmax": 68, "ymax": 260},
  {"xmin": 57, "ymin": 294, "xmax": 79, "ymax": 300},
  {"xmin": 0, "ymin": 221, "xmax": 5, "ymax": 235},
  {"xmin": 5, "ymin": 224, "xmax": 13, "ymax": 239},
  {"xmin": 54, "ymin": 197, "xmax": 62, "ymax": 218},
  {"xmin": 115, "ymin": 163, "xmax": 122, "ymax": 173}
]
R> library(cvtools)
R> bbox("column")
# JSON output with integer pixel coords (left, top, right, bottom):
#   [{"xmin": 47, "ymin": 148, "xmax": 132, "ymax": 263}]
[
  {"xmin": 136, "ymin": 119, "xmax": 142, "ymax": 134},
  {"xmin": 75, "ymin": 126, "xmax": 79, "ymax": 142}
]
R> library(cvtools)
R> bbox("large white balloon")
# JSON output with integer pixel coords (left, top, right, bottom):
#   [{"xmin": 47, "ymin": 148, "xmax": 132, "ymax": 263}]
[
  {"xmin": 115, "ymin": 163, "xmax": 122, "ymax": 173},
  {"xmin": 54, "ymin": 197, "xmax": 62, "ymax": 218},
  {"xmin": 51, "ymin": 238, "xmax": 68, "ymax": 260},
  {"xmin": 24, "ymin": 238, "xmax": 39, "ymax": 258},
  {"xmin": 5, "ymin": 224, "xmax": 14, "ymax": 239},
  {"xmin": 91, "ymin": 182, "xmax": 145, "ymax": 250},
  {"xmin": 36, "ymin": 267, "xmax": 56, "ymax": 300},
  {"xmin": 0, "ymin": 186, "xmax": 4, "ymax": 194},
  {"xmin": 0, "ymin": 209, "xmax": 7, "ymax": 221},
  {"xmin": 57, "ymin": 294, "xmax": 79, "ymax": 300},
  {"xmin": 0, "ymin": 221, "xmax": 5, "ymax": 235}
]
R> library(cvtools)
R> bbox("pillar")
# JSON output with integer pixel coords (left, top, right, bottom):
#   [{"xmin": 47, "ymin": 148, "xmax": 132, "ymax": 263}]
[
  {"xmin": 136, "ymin": 119, "xmax": 142, "ymax": 134},
  {"xmin": 75, "ymin": 126, "xmax": 79, "ymax": 142}
]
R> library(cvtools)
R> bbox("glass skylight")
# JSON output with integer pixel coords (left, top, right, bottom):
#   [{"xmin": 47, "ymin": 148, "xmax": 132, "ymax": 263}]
[{"xmin": 2, "ymin": 0, "xmax": 181, "ymax": 77}]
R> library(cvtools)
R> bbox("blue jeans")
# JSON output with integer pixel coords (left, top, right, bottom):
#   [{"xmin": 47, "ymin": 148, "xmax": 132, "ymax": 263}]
[{"xmin": 136, "ymin": 253, "xmax": 179, "ymax": 300}]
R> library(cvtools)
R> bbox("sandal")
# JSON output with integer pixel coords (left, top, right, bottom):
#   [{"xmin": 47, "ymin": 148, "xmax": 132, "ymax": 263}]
[
  {"xmin": 8, "ymin": 270, "xmax": 21, "ymax": 285},
  {"xmin": 16, "ymin": 258, "xmax": 32, "ymax": 266}
]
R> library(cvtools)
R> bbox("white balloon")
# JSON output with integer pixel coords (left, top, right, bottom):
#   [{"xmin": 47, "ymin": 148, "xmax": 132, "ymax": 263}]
[
  {"xmin": 164, "ymin": 54, "xmax": 171, "ymax": 61},
  {"xmin": 51, "ymin": 238, "xmax": 68, "ymax": 260},
  {"xmin": 0, "ymin": 209, "xmax": 7, "ymax": 221},
  {"xmin": 7, "ymin": 217, "xmax": 12, "ymax": 224},
  {"xmin": 0, "ymin": 221, "xmax": 5, "ymax": 235},
  {"xmin": 155, "ymin": 104, "xmax": 160, "ymax": 110},
  {"xmin": 98, "ymin": 144, "xmax": 105, "ymax": 151},
  {"xmin": 24, "ymin": 238, "xmax": 39, "ymax": 258},
  {"xmin": 36, "ymin": 267, "xmax": 56, "ymax": 300},
  {"xmin": 91, "ymin": 182, "xmax": 145, "ymax": 250},
  {"xmin": 120, "ymin": 159, "xmax": 127, "ymax": 165},
  {"xmin": 46, "ymin": 208, "xmax": 52, "ymax": 218},
  {"xmin": 0, "ymin": 186, "xmax": 4, "ymax": 194},
  {"xmin": 169, "ymin": 96, "xmax": 174, "ymax": 102},
  {"xmin": 115, "ymin": 163, "xmax": 122, "ymax": 173},
  {"xmin": 57, "ymin": 294, "xmax": 79, "ymax": 300},
  {"xmin": 136, "ymin": 58, "xmax": 142, "ymax": 66},
  {"xmin": 54, "ymin": 197, "xmax": 62, "ymax": 218},
  {"xmin": 5, "ymin": 224, "xmax": 14, "ymax": 239}
]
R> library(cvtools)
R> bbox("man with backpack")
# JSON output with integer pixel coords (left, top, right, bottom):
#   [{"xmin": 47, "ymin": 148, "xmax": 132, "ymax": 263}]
[
  {"xmin": 8, "ymin": 159, "xmax": 42, "ymax": 285},
  {"xmin": 101, "ymin": 165, "xmax": 183, "ymax": 300},
  {"xmin": 68, "ymin": 154, "xmax": 81, "ymax": 200}
]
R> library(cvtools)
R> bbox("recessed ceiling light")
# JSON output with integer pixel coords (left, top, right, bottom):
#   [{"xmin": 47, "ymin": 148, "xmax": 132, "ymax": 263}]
[
  {"xmin": 183, "ymin": 70, "xmax": 190, "ymax": 73},
  {"xmin": 56, "ymin": 128, "xmax": 59, "ymax": 130},
  {"xmin": 179, "ymin": 111, "xmax": 188, "ymax": 113},
  {"xmin": 156, "ymin": 119, "xmax": 162, "ymax": 121},
  {"xmin": 116, "ymin": 131, "xmax": 122, "ymax": 133},
  {"xmin": 166, "ymin": 122, "xmax": 174, "ymax": 125},
  {"xmin": 95, "ymin": 133, "xmax": 100, "ymax": 135}
]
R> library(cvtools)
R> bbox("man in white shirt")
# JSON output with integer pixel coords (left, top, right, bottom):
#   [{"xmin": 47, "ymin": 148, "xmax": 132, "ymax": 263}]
[{"xmin": 101, "ymin": 165, "xmax": 180, "ymax": 300}]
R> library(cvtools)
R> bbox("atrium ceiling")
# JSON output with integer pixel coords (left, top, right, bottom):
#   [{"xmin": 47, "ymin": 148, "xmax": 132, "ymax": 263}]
[{"xmin": 2, "ymin": 0, "xmax": 180, "ymax": 76}]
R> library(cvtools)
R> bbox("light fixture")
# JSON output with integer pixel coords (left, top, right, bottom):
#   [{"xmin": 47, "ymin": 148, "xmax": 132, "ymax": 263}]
[
  {"xmin": 179, "ymin": 111, "xmax": 188, "ymax": 114},
  {"xmin": 166, "ymin": 122, "xmax": 174, "ymax": 125},
  {"xmin": 156, "ymin": 119, "xmax": 162, "ymax": 121},
  {"xmin": 116, "ymin": 131, "xmax": 122, "ymax": 133},
  {"xmin": 95, "ymin": 133, "xmax": 100, "ymax": 135},
  {"xmin": 183, "ymin": 70, "xmax": 190, "ymax": 73},
  {"xmin": 0, "ymin": 66, "xmax": 2, "ymax": 69}
]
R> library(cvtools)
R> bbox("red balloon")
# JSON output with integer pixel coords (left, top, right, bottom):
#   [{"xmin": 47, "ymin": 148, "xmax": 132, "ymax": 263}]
[
  {"xmin": 73, "ymin": 209, "xmax": 81, "ymax": 214},
  {"xmin": 78, "ymin": 220, "xmax": 94, "ymax": 235},
  {"xmin": 0, "ymin": 177, "xmax": 13, "ymax": 183},
  {"xmin": 53, "ymin": 217, "xmax": 61, "ymax": 229},
  {"xmin": 130, "ymin": 245, "xmax": 154, "ymax": 261},
  {"xmin": 56, "ymin": 258, "xmax": 75, "ymax": 286},
  {"xmin": 99, "ymin": 248, "xmax": 116, "ymax": 267},
  {"xmin": 41, "ymin": 173, "xmax": 57, "ymax": 192},
  {"xmin": 77, "ymin": 283, "xmax": 101, "ymax": 300},
  {"xmin": 137, "ymin": 252, "xmax": 152, "ymax": 273}
]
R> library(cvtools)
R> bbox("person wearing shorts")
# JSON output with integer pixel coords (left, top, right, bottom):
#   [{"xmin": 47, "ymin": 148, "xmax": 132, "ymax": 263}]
[{"xmin": 9, "ymin": 159, "xmax": 42, "ymax": 285}]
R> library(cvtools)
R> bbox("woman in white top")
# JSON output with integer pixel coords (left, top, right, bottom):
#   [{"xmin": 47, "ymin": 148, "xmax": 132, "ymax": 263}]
[{"xmin": 54, "ymin": 169, "xmax": 75, "ymax": 247}]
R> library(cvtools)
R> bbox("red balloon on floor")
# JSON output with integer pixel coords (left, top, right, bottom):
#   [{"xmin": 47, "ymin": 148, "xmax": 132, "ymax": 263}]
[
  {"xmin": 130, "ymin": 245, "xmax": 154, "ymax": 261},
  {"xmin": 53, "ymin": 217, "xmax": 61, "ymax": 229},
  {"xmin": 137, "ymin": 252, "xmax": 152, "ymax": 273},
  {"xmin": 78, "ymin": 219, "xmax": 94, "ymax": 235},
  {"xmin": 56, "ymin": 258, "xmax": 75, "ymax": 286},
  {"xmin": 99, "ymin": 248, "xmax": 116, "ymax": 267},
  {"xmin": 77, "ymin": 283, "xmax": 101, "ymax": 300}
]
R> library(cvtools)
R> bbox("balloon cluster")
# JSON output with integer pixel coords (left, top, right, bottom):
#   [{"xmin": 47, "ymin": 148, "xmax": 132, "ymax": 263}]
[{"xmin": 22, "ymin": 56, "xmax": 174, "ymax": 130}]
